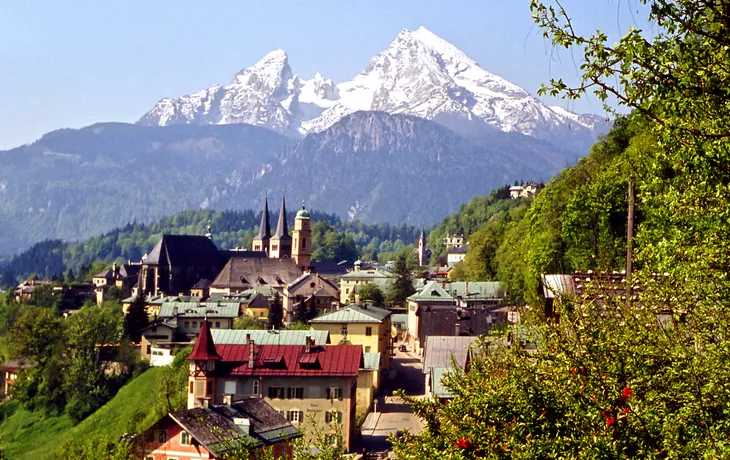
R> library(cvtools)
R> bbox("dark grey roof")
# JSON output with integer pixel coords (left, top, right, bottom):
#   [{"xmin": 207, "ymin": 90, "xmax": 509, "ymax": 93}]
[
  {"xmin": 271, "ymin": 195, "xmax": 291, "ymax": 241},
  {"xmin": 145, "ymin": 234, "xmax": 223, "ymax": 267},
  {"xmin": 169, "ymin": 399, "xmax": 300, "ymax": 454},
  {"xmin": 211, "ymin": 256, "xmax": 303, "ymax": 289},
  {"xmin": 255, "ymin": 195, "xmax": 271, "ymax": 240},
  {"xmin": 449, "ymin": 246, "xmax": 468, "ymax": 254},
  {"xmin": 192, "ymin": 278, "xmax": 212, "ymax": 290},
  {"xmin": 423, "ymin": 336, "xmax": 478, "ymax": 374}
]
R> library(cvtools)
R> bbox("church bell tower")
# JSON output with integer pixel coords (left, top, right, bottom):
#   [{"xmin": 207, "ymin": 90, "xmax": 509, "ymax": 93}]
[{"xmin": 292, "ymin": 201, "xmax": 312, "ymax": 269}]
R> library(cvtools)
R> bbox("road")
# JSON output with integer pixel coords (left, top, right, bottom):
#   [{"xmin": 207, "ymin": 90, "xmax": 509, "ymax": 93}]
[{"xmin": 359, "ymin": 347, "xmax": 425, "ymax": 453}]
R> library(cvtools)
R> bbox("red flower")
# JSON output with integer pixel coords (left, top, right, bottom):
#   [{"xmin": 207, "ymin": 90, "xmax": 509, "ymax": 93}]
[
  {"xmin": 622, "ymin": 407, "xmax": 629, "ymax": 415},
  {"xmin": 622, "ymin": 387, "xmax": 633, "ymax": 399},
  {"xmin": 606, "ymin": 417, "xmax": 616, "ymax": 426},
  {"xmin": 579, "ymin": 367, "xmax": 587, "ymax": 375},
  {"xmin": 455, "ymin": 438, "xmax": 474, "ymax": 450},
  {"xmin": 570, "ymin": 368, "xmax": 577, "ymax": 374}
]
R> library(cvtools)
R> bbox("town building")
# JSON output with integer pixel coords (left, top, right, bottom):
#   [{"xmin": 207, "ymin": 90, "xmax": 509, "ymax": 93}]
[
  {"xmin": 210, "ymin": 329, "xmax": 330, "ymax": 346},
  {"xmin": 357, "ymin": 352, "xmax": 381, "ymax": 417},
  {"xmin": 406, "ymin": 281, "xmax": 505, "ymax": 352},
  {"xmin": 422, "ymin": 336, "xmax": 479, "ymax": 399},
  {"xmin": 416, "ymin": 230, "xmax": 430, "ymax": 266},
  {"xmin": 509, "ymin": 182, "xmax": 543, "ymax": 199},
  {"xmin": 138, "ymin": 234, "xmax": 226, "ymax": 297},
  {"xmin": 140, "ymin": 322, "xmax": 179, "ymax": 362},
  {"xmin": 92, "ymin": 262, "xmax": 141, "ymax": 305},
  {"xmin": 446, "ymin": 245, "xmax": 468, "ymax": 267},
  {"xmin": 0, "ymin": 359, "xmax": 28, "ymax": 400},
  {"xmin": 14, "ymin": 279, "xmax": 52, "ymax": 302},
  {"xmin": 339, "ymin": 265, "xmax": 394, "ymax": 304},
  {"xmin": 138, "ymin": 398, "xmax": 300, "ymax": 459},
  {"xmin": 442, "ymin": 233, "xmax": 464, "ymax": 251},
  {"xmin": 158, "ymin": 301, "xmax": 240, "ymax": 337},
  {"xmin": 209, "ymin": 256, "xmax": 303, "ymax": 296},
  {"xmin": 283, "ymin": 273, "xmax": 339, "ymax": 323},
  {"xmin": 309, "ymin": 303, "xmax": 392, "ymax": 373},
  {"xmin": 186, "ymin": 321, "xmax": 362, "ymax": 450}
]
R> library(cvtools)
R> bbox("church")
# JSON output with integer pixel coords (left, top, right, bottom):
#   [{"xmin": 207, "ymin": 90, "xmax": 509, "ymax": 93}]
[{"xmin": 251, "ymin": 193, "xmax": 311, "ymax": 270}]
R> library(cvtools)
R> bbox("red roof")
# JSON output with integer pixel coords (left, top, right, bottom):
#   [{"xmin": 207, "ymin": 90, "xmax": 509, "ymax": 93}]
[
  {"xmin": 215, "ymin": 344, "xmax": 362, "ymax": 377},
  {"xmin": 188, "ymin": 320, "xmax": 222, "ymax": 361}
]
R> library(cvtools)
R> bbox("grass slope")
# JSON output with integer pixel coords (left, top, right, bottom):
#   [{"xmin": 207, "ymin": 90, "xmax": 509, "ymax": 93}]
[{"xmin": 0, "ymin": 366, "xmax": 166, "ymax": 459}]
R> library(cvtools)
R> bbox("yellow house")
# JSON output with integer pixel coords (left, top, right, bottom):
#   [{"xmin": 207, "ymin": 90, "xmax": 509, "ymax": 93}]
[
  {"xmin": 339, "ymin": 266, "xmax": 394, "ymax": 304},
  {"xmin": 357, "ymin": 352, "xmax": 381, "ymax": 417},
  {"xmin": 309, "ymin": 304, "xmax": 392, "ymax": 373}
]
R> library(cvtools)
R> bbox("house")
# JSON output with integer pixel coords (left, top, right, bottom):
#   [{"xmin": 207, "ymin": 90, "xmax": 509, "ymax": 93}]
[
  {"xmin": 509, "ymin": 182, "xmax": 543, "ymax": 199},
  {"xmin": 406, "ymin": 281, "xmax": 505, "ymax": 353},
  {"xmin": 138, "ymin": 398, "xmax": 301, "ymax": 459},
  {"xmin": 190, "ymin": 278, "xmax": 212, "ymax": 298},
  {"xmin": 309, "ymin": 260, "xmax": 354, "ymax": 285},
  {"xmin": 0, "ymin": 359, "xmax": 29, "ymax": 399},
  {"xmin": 422, "ymin": 336, "xmax": 479, "ymax": 399},
  {"xmin": 283, "ymin": 273, "xmax": 339, "ymax": 323},
  {"xmin": 158, "ymin": 302, "xmax": 240, "ymax": 336},
  {"xmin": 309, "ymin": 303, "xmax": 392, "ymax": 372},
  {"xmin": 139, "ymin": 322, "xmax": 180, "ymax": 362},
  {"xmin": 446, "ymin": 246, "xmax": 468, "ymax": 267},
  {"xmin": 210, "ymin": 329, "xmax": 330, "ymax": 346},
  {"xmin": 339, "ymin": 265, "xmax": 394, "ymax": 304},
  {"xmin": 356, "ymin": 352, "xmax": 381, "ymax": 417},
  {"xmin": 539, "ymin": 271, "xmax": 634, "ymax": 320},
  {"xmin": 138, "ymin": 234, "xmax": 226, "ymax": 297},
  {"xmin": 442, "ymin": 233, "xmax": 464, "ymax": 250},
  {"xmin": 14, "ymin": 279, "xmax": 52, "ymax": 302},
  {"xmin": 187, "ymin": 321, "xmax": 362, "ymax": 451}
]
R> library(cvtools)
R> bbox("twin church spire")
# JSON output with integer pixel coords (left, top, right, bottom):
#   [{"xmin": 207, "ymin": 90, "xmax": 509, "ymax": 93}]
[{"xmin": 252, "ymin": 192, "xmax": 310, "ymax": 268}]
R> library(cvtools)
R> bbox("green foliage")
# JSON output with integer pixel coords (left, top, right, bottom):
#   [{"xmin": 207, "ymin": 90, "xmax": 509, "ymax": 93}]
[
  {"xmin": 233, "ymin": 315, "xmax": 265, "ymax": 330},
  {"xmin": 287, "ymin": 321, "xmax": 311, "ymax": 331},
  {"xmin": 310, "ymin": 221, "xmax": 359, "ymax": 263},
  {"xmin": 268, "ymin": 293, "xmax": 284, "ymax": 330},
  {"xmin": 389, "ymin": 253, "xmax": 415, "ymax": 307},
  {"xmin": 293, "ymin": 298, "xmax": 318, "ymax": 324},
  {"xmin": 357, "ymin": 283, "xmax": 385, "ymax": 307}
]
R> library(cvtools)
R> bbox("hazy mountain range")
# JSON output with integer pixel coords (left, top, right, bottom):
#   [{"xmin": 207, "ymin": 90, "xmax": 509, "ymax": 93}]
[{"xmin": 0, "ymin": 27, "xmax": 609, "ymax": 254}]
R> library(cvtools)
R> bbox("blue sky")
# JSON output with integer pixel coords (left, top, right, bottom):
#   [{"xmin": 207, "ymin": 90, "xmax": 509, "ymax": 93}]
[{"xmin": 0, "ymin": 0, "xmax": 651, "ymax": 150}]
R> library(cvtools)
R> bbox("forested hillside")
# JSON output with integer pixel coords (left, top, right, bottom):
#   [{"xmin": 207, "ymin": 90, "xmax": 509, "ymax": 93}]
[{"xmin": 0, "ymin": 208, "xmax": 422, "ymax": 286}]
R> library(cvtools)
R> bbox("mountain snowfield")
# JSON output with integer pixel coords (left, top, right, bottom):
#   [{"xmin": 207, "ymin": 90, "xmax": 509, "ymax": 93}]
[{"xmin": 138, "ymin": 27, "xmax": 606, "ymax": 152}]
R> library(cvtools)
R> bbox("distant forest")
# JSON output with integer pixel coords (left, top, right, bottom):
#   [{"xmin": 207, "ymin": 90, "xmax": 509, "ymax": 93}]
[{"xmin": 0, "ymin": 208, "xmax": 423, "ymax": 286}]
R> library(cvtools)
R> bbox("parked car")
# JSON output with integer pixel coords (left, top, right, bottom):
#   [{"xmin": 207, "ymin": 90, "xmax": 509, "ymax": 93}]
[{"xmin": 398, "ymin": 344, "xmax": 407, "ymax": 352}]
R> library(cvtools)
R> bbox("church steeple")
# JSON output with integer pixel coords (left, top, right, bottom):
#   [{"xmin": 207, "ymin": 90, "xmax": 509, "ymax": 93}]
[
  {"xmin": 252, "ymin": 194, "xmax": 272, "ymax": 253},
  {"xmin": 269, "ymin": 192, "xmax": 292, "ymax": 258}
]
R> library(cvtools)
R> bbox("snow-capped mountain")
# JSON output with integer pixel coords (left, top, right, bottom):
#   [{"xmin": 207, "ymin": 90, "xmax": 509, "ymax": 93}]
[
  {"xmin": 138, "ymin": 50, "xmax": 338, "ymax": 135},
  {"xmin": 138, "ymin": 27, "xmax": 607, "ymax": 152}
]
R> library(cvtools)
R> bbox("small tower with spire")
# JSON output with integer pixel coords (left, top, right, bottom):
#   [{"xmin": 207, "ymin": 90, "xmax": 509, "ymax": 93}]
[
  {"xmin": 187, "ymin": 319, "xmax": 221, "ymax": 409},
  {"xmin": 417, "ymin": 229, "xmax": 428, "ymax": 266},
  {"xmin": 269, "ymin": 192, "xmax": 292, "ymax": 258},
  {"xmin": 205, "ymin": 219, "xmax": 212, "ymax": 239},
  {"xmin": 292, "ymin": 201, "xmax": 312, "ymax": 269},
  {"xmin": 252, "ymin": 193, "xmax": 271, "ymax": 254}
]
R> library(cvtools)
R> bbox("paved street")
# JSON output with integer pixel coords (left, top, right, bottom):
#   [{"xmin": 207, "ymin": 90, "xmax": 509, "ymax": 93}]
[{"xmin": 360, "ymin": 347, "xmax": 425, "ymax": 453}]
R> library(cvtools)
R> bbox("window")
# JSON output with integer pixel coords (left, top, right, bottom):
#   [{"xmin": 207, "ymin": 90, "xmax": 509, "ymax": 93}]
[
  {"xmin": 345, "ymin": 288, "xmax": 349, "ymax": 294},
  {"xmin": 326, "ymin": 387, "xmax": 342, "ymax": 400},
  {"xmin": 215, "ymin": 321, "xmax": 221, "ymax": 328},
  {"xmin": 365, "ymin": 327, "xmax": 372, "ymax": 336},
  {"xmin": 180, "ymin": 431, "xmax": 191, "ymax": 446},
  {"xmin": 157, "ymin": 429, "xmax": 168, "ymax": 443},
  {"xmin": 189, "ymin": 381, "xmax": 194, "ymax": 394},
  {"xmin": 302, "ymin": 238, "xmax": 307, "ymax": 249},
  {"xmin": 268, "ymin": 386, "xmax": 285, "ymax": 399},
  {"xmin": 325, "ymin": 410, "xmax": 342, "ymax": 424},
  {"xmin": 145, "ymin": 430, "xmax": 155, "ymax": 443},
  {"xmin": 252, "ymin": 380, "xmax": 260, "ymax": 395},
  {"xmin": 341, "ymin": 325, "xmax": 348, "ymax": 336},
  {"xmin": 287, "ymin": 387, "xmax": 304, "ymax": 399},
  {"xmin": 287, "ymin": 410, "xmax": 303, "ymax": 423},
  {"xmin": 146, "ymin": 345, "xmax": 152, "ymax": 355},
  {"xmin": 365, "ymin": 346, "xmax": 371, "ymax": 353},
  {"xmin": 184, "ymin": 321, "xmax": 190, "ymax": 328},
  {"xmin": 224, "ymin": 380, "xmax": 236, "ymax": 395},
  {"xmin": 206, "ymin": 381, "xmax": 213, "ymax": 395},
  {"xmin": 272, "ymin": 244, "xmax": 278, "ymax": 251}
]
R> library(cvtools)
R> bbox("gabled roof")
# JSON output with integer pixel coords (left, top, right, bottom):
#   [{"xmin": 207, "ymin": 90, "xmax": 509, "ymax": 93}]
[
  {"xmin": 118, "ymin": 264, "xmax": 141, "ymax": 279},
  {"xmin": 159, "ymin": 302, "xmax": 240, "ymax": 319},
  {"xmin": 422, "ymin": 336, "xmax": 479, "ymax": 374},
  {"xmin": 145, "ymin": 234, "xmax": 223, "ymax": 267},
  {"xmin": 93, "ymin": 269, "xmax": 114, "ymax": 279},
  {"xmin": 211, "ymin": 256, "xmax": 303, "ymax": 289},
  {"xmin": 139, "ymin": 321, "xmax": 178, "ymax": 332},
  {"xmin": 408, "ymin": 281, "xmax": 504, "ymax": 302},
  {"xmin": 188, "ymin": 320, "xmax": 222, "ymax": 361},
  {"xmin": 192, "ymin": 278, "xmax": 212, "ymax": 290},
  {"xmin": 211, "ymin": 329, "xmax": 330, "ymax": 346},
  {"xmin": 391, "ymin": 313, "xmax": 408, "ymax": 328},
  {"xmin": 309, "ymin": 304, "xmax": 391, "ymax": 324},
  {"xmin": 341, "ymin": 268, "xmax": 394, "ymax": 280},
  {"xmin": 169, "ymin": 398, "xmax": 300, "ymax": 454},
  {"xmin": 216, "ymin": 344, "xmax": 362, "ymax": 377}
]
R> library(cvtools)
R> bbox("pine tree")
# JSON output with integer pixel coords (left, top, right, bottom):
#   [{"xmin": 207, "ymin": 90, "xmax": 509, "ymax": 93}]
[
  {"xmin": 123, "ymin": 295, "xmax": 149, "ymax": 342},
  {"xmin": 268, "ymin": 293, "xmax": 284, "ymax": 329},
  {"xmin": 390, "ymin": 253, "xmax": 415, "ymax": 307}
]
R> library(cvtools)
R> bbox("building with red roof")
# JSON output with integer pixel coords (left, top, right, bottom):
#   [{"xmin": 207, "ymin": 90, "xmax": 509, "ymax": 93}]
[{"xmin": 187, "ymin": 321, "xmax": 362, "ymax": 451}]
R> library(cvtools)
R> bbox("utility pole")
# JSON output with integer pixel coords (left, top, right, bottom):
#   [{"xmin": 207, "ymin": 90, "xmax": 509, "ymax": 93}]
[{"xmin": 626, "ymin": 180, "xmax": 635, "ymax": 279}]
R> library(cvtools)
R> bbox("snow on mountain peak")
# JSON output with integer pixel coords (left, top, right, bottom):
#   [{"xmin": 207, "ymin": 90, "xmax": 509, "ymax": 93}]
[{"xmin": 139, "ymin": 27, "xmax": 605, "ymax": 148}]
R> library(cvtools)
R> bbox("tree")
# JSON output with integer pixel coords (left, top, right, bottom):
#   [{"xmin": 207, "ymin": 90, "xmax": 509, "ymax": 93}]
[
  {"xmin": 293, "ymin": 297, "xmax": 317, "ymax": 324},
  {"xmin": 233, "ymin": 315, "xmax": 265, "ymax": 330},
  {"xmin": 389, "ymin": 253, "xmax": 415, "ymax": 307},
  {"xmin": 267, "ymin": 293, "xmax": 283, "ymax": 330},
  {"xmin": 357, "ymin": 283, "xmax": 385, "ymax": 307},
  {"xmin": 123, "ymin": 295, "xmax": 149, "ymax": 342}
]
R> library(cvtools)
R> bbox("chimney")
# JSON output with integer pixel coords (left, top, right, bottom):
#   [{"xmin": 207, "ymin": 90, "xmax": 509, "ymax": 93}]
[
  {"xmin": 465, "ymin": 281, "xmax": 469, "ymax": 296},
  {"xmin": 455, "ymin": 322, "xmax": 461, "ymax": 336},
  {"xmin": 223, "ymin": 394, "xmax": 232, "ymax": 406},
  {"xmin": 234, "ymin": 417, "xmax": 251, "ymax": 436},
  {"xmin": 246, "ymin": 333, "xmax": 251, "ymax": 344},
  {"xmin": 248, "ymin": 339, "xmax": 255, "ymax": 368},
  {"xmin": 305, "ymin": 336, "xmax": 313, "ymax": 353}
]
